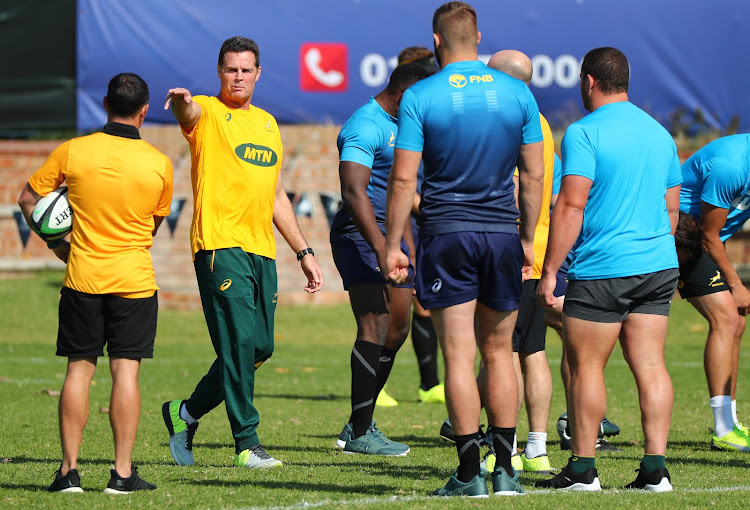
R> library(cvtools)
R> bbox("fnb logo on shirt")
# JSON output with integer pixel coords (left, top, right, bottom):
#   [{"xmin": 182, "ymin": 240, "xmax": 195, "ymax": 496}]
[
  {"xmin": 448, "ymin": 74, "xmax": 467, "ymax": 88},
  {"xmin": 234, "ymin": 143, "xmax": 278, "ymax": 167},
  {"xmin": 300, "ymin": 43, "xmax": 347, "ymax": 92}
]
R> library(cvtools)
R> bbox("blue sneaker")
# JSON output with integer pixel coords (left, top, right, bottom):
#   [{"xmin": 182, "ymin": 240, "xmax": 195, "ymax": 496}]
[
  {"xmin": 491, "ymin": 466, "xmax": 525, "ymax": 496},
  {"xmin": 343, "ymin": 427, "xmax": 408, "ymax": 456},
  {"xmin": 162, "ymin": 400, "xmax": 198, "ymax": 466}
]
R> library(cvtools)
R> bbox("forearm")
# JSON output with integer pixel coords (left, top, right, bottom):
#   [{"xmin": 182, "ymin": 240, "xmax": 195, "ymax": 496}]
[
  {"xmin": 704, "ymin": 235, "xmax": 743, "ymax": 289},
  {"xmin": 385, "ymin": 178, "xmax": 414, "ymax": 252},
  {"xmin": 517, "ymin": 141, "xmax": 544, "ymax": 244},
  {"xmin": 342, "ymin": 192, "xmax": 385, "ymax": 254},
  {"xmin": 171, "ymin": 100, "xmax": 201, "ymax": 129},
  {"xmin": 273, "ymin": 188, "xmax": 310, "ymax": 254},
  {"xmin": 543, "ymin": 203, "xmax": 582, "ymax": 276}
]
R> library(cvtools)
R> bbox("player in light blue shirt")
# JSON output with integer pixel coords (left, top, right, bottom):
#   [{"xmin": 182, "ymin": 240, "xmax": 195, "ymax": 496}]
[
  {"xmin": 329, "ymin": 64, "xmax": 432, "ymax": 457},
  {"xmin": 537, "ymin": 47, "xmax": 680, "ymax": 492},
  {"xmin": 384, "ymin": 2, "xmax": 545, "ymax": 497},
  {"xmin": 676, "ymin": 134, "xmax": 750, "ymax": 452}
]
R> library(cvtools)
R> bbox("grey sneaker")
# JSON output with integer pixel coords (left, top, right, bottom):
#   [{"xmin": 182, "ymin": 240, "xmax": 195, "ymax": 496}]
[
  {"xmin": 337, "ymin": 422, "xmax": 410, "ymax": 454},
  {"xmin": 234, "ymin": 445, "xmax": 282, "ymax": 469},
  {"xmin": 162, "ymin": 400, "xmax": 198, "ymax": 466},
  {"xmin": 432, "ymin": 473, "xmax": 488, "ymax": 497},
  {"xmin": 369, "ymin": 422, "xmax": 410, "ymax": 454},
  {"xmin": 343, "ymin": 427, "xmax": 408, "ymax": 456},
  {"xmin": 491, "ymin": 466, "xmax": 525, "ymax": 496}
]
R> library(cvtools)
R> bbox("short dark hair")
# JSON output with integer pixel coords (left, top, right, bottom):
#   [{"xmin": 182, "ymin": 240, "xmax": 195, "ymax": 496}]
[
  {"xmin": 397, "ymin": 46, "xmax": 440, "ymax": 75},
  {"xmin": 674, "ymin": 211, "xmax": 704, "ymax": 266},
  {"xmin": 432, "ymin": 2, "xmax": 477, "ymax": 51},
  {"xmin": 580, "ymin": 47, "xmax": 629, "ymax": 94},
  {"xmin": 219, "ymin": 36, "xmax": 260, "ymax": 67},
  {"xmin": 386, "ymin": 63, "xmax": 433, "ymax": 93},
  {"xmin": 106, "ymin": 73, "xmax": 149, "ymax": 118}
]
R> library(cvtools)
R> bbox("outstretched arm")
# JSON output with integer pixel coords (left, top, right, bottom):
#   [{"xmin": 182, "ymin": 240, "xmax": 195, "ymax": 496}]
[
  {"xmin": 164, "ymin": 88, "xmax": 202, "ymax": 131},
  {"xmin": 273, "ymin": 178, "xmax": 323, "ymax": 293}
]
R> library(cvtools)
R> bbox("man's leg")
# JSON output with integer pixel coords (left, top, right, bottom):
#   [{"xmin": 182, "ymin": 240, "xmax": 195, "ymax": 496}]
[
  {"xmin": 59, "ymin": 358, "xmax": 97, "ymax": 475},
  {"xmin": 377, "ymin": 286, "xmax": 414, "ymax": 397},
  {"xmin": 520, "ymin": 350, "xmax": 552, "ymax": 457},
  {"xmin": 109, "ymin": 357, "xmax": 141, "ymax": 478},
  {"xmin": 412, "ymin": 298, "xmax": 443, "ymax": 399},
  {"xmin": 689, "ymin": 291, "xmax": 745, "ymax": 437},
  {"xmin": 563, "ymin": 316, "xmax": 620, "ymax": 458},
  {"xmin": 432, "ymin": 300, "xmax": 485, "ymax": 482},
  {"xmin": 619, "ymin": 313, "xmax": 672, "ymax": 455}
]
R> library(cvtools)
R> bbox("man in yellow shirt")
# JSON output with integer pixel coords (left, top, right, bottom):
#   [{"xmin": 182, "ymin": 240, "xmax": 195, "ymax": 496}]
[
  {"xmin": 18, "ymin": 73, "xmax": 173, "ymax": 493},
  {"xmin": 162, "ymin": 36, "xmax": 323, "ymax": 469}
]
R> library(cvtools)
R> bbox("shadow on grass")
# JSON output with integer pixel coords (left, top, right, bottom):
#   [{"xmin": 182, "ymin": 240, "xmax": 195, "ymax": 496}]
[
  {"xmin": 195, "ymin": 478, "xmax": 398, "ymax": 494},
  {"xmin": 254, "ymin": 393, "xmax": 347, "ymax": 401},
  {"xmin": 291, "ymin": 458, "xmax": 447, "ymax": 479}
]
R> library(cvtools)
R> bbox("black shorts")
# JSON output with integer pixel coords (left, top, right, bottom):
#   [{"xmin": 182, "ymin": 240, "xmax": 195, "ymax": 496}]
[
  {"xmin": 677, "ymin": 251, "xmax": 728, "ymax": 299},
  {"xmin": 564, "ymin": 269, "xmax": 678, "ymax": 323},
  {"xmin": 57, "ymin": 287, "xmax": 158, "ymax": 358},
  {"xmin": 512, "ymin": 279, "xmax": 546, "ymax": 354}
]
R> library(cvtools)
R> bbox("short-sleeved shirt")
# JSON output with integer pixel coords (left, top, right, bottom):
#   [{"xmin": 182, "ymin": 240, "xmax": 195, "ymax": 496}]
[
  {"xmin": 396, "ymin": 60, "xmax": 543, "ymax": 236},
  {"xmin": 679, "ymin": 134, "xmax": 750, "ymax": 241},
  {"xmin": 552, "ymin": 152, "xmax": 562, "ymax": 196},
  {"xmin": 29, "ymin": 122, "xmax": 173, "ymax": 297},
  {"xmin": 183, "ymin": 95, "xmax": 282, "ymax": 259},
  {"xmin": 562, "ymin": 101, "xmax": 681, "ymax": 280},
  {"xmin": 331, "ymin": 97, "xmax": 396, "ymax": 235}
]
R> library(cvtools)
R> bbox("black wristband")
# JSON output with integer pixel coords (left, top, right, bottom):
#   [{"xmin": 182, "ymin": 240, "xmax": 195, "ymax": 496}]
[
  {"xmin": 296, "ymin": 247, "xmax": 314, "ymax": 261},
  {"xmin": 47, "ymin": 238, "xmax": 63, "ymax": 249}
]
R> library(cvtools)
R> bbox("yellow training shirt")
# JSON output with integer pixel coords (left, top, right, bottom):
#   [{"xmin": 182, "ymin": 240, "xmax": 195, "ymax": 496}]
[
  {"xmin": 29, "ymin": 126, "xmax": 173, "ymax": 297},
  {"xmin": 183, "ymin": 95, "xmax": 283, "ymax": 259},
  {"xmin": 515, "ymin": 113, "xmax": 555, "ymax": 279}
]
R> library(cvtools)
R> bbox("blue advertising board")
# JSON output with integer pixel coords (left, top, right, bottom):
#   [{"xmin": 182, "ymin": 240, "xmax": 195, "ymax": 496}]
[{"xmin": 77, "ymin": 0, "xmax": 750, "ymax": 132}]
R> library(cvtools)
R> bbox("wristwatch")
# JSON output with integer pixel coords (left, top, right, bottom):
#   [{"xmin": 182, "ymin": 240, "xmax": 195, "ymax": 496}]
[{"xmin": 296, "ymin": 247, "xmax": 314, "ymax": 261}]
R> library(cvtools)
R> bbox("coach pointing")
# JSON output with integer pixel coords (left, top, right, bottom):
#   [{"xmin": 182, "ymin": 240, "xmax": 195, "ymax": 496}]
[{"xmin": 161, "ymin": 36, "xmax": 323, "ymax": 470}]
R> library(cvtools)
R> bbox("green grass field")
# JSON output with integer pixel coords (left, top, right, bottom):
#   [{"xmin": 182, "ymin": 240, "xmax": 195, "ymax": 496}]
[{"xmin": 1, "ymin": 270, "xmax": 749, "ymax": 509}]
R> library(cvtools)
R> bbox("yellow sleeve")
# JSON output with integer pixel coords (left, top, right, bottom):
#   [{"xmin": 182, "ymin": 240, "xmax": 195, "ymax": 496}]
[
  {"xmin": 155, "ymin": 157, "xmax": 174, "ymax": 217},
  {"xmin": 28, "ymin": 141, "xmax": 70, "ymax": 195}
]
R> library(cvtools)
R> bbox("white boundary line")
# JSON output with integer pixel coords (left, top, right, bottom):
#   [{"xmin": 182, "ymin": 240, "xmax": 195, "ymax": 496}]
[{"xmin": 236, "ymin": 485, "xmax": 750, "ymax": 510}]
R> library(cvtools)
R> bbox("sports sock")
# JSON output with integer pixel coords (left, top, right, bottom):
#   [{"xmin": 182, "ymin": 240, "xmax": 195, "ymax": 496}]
[
  {"xmin": 570, "ymin": 455, "xmax": 595, "ymax": 474},
  {"xmin": 710, "ymin": 395, "xmax": 734, "ymax": 437},
  {"xmin": 180, "ymin": 403, "xmax": 198, "ymax": 425},
  {"xmin": 350, "ymin": 340, "xmax": 383, "ymax": 438},
  {"xmin": 454, "ymin": 432, "xmax": 481, "ymax": 483},
  {"xmin": 411, "ymin": 313, "xmax": 440, "ymax": 391},
  {"xmin": 374, "ymin": 348, "xmax": 398, "ymax": 397},
  {"xmin": 641, "ymin": 454, "xmax": 666, "ymax": 473},
  {"xmin": 525, "ymin": 431, "xmax": 548, "ymax": 458},
  {"xmin": 731, "ymin": 399, "xmax": 740, "ymax": 427},
  {"xmin": 489, "ymin": 426, "xmax": 515, "ymax": 474}
]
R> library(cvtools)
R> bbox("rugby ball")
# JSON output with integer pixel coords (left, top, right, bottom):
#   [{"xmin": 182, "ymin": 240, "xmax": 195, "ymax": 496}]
[{"xmin": 31, "ymin": 186, "xmax": 73, "ymax": 241}]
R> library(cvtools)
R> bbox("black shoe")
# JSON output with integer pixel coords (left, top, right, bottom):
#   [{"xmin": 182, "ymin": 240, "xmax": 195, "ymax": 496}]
[
  {"xmin": 535, "ymin": 460, "xmax": 601, "ymax": 491},
  {"xmin": 439, "ymin": 419, "xmax": 454, "ymax": 442},
  {"xmin": 625, "ymin": 466, "xmax": 673, "ymax": 492},
  {"xmin": 104, "ymin": 465, "xmax": 156, "ymax": 494},
  {"xmin": 47, "ymin": 468, "xmax": 83, "ymax": 493},
  {"xmin": 595, "ymin": 437, "xmax": 623, "ymax": 452}
]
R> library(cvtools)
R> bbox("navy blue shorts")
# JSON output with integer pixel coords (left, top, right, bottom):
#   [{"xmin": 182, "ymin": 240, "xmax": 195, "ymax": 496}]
[
  {"xmin": 331, "ymin": 232, "xmax": 414, "ymax": 290},
  {"xmin": 416, "ymin": 231, "xmax": 523, "ymax": 311},
  {"xmin": 554, "ymin": 258, "xmax": 570, "ymax": 297}
]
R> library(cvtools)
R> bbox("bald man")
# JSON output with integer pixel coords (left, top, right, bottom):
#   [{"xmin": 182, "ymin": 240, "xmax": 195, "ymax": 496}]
[
  {"xmin": 384, "ymin": 2, "xmax": 544, "ymax": 497},
  {"xmin": 486, "ymin": 50, "xmax": 556, "ymax": 475}
]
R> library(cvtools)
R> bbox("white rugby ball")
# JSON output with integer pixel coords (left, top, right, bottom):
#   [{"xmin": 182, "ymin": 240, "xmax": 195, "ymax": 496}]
[{"xmin": 31, "ymin": 186, "xmax": 73, "ymax": 241}]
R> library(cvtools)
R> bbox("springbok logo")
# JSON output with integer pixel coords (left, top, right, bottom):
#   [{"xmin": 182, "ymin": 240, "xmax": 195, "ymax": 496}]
[
  {"xmin": 708, "ymin": 271, "xmax": 724, "ymax": 287},
  {"xmin": 234, "ymin": 143, "xmax": 279, "ymax": 167},
  {"xmin": 220, "ymin": 279, "xmax": 232, "ymax": 291}
]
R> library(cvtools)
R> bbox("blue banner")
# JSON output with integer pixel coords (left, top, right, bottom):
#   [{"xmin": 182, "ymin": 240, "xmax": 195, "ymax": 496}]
[{"xmin": 77, "ymin": 0, "xmax": 750, "ymax": 132}]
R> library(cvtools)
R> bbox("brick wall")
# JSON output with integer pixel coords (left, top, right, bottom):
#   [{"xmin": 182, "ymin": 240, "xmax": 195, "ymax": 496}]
[
  {"xmin": 5, "ymin": 128, "xmax": 750, "ymax": 309},
  {"xmin": 0, "ymin": 125, "xmax": 348, "ymax": 309}
]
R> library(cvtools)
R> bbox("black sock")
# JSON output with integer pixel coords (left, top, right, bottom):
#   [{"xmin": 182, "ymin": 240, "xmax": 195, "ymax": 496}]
[
  {"xmin": 455, "ymin": 432, "xmax": 481, "ymax": 482},
  {"xmin": 411, "ymin": 313, "xmax": 439, "ymax": 390},
  {"xmin": 489, "ymin": 426, "xmax": 516, "ymax": 474},
  {"xmin": 349, "ymin": 340, "xmax": 383, "ymax": 438},
  {"xmin": 375, "ymin": 348, "xmax": 397, "ymax": 397}
]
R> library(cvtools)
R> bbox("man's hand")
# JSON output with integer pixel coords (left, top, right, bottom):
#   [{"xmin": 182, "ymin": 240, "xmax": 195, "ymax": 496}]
[
  {"xmin": 164, "ymin": 88, "xmax": 193, "ymax": 110},
  {"xmin": 730, "ymin": 284, "xmax": 750, "ymax": 316},
  {"xmin": 521, "ymin": 240, "xmax": 534, "ymax": 281},
  {"xmin": 300, "ymin": 255, "xmax": 323, "ymax": 294},
  {"xmin": 383, "ymin": 247, "xmax": 410, "ymax": 285},
  {"xmin": 51, "ymin": 240, "xmax": 70, "ymax": 264},
  {"xmin": 537, "ymin": 271, "xmax": 558, "ymax": 308}
]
